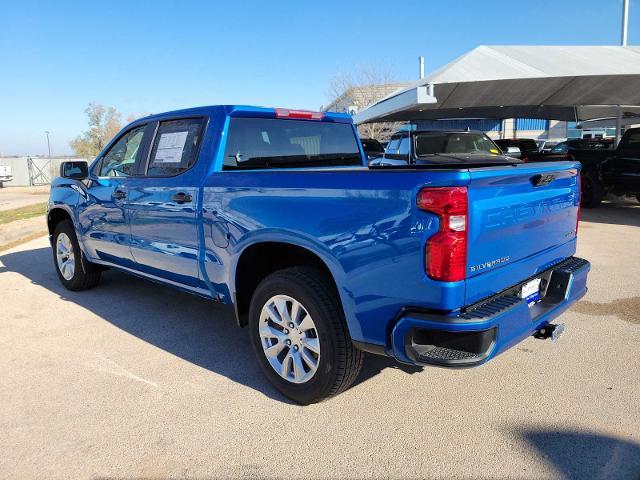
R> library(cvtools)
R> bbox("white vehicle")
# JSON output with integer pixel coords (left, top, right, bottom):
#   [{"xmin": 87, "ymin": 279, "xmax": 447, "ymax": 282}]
[{"xmin": 0, "ymin": 166, "xmax": 13, "ymax": 187}]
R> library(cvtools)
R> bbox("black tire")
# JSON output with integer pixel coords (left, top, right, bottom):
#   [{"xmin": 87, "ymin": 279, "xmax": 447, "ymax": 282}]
[
  {"xmin": 52, "ymin": 219, "xmax": 102, "ymax": 291},
  {"xmin": 581, "ymin": 172, "xmax": 604, "ymax": 208},
  {"xmin": 248, "ymin": 266, "xmax": 363, "ymax": 404}
]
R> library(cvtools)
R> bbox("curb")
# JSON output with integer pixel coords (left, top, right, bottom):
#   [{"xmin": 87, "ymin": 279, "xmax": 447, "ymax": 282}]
[{"xmin": 0, "ymin": 216, "xmax": 48, "ymax": 252}]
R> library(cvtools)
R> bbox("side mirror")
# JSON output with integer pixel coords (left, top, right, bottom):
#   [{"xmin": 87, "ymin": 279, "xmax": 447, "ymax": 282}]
[
  {"xmin": 505, "ymin": 146, "xmax": 522, "ymax": 158},
  {"xmin": 60, "ymin": 161, "xmax": 89, "ymax": 180}
]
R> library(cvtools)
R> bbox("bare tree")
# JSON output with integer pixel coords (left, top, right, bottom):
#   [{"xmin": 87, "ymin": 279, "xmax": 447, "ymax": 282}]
[
  {"xmin": 126, "ymin": 112, "xmax": 152, "ymax": 123},
  {"xmin": 70, "ymin": 103, "xmax": 123, "ymax": 159},
  {"xmin": 326, "ymin": 65, "xmax": 406, "ymax": 141}
]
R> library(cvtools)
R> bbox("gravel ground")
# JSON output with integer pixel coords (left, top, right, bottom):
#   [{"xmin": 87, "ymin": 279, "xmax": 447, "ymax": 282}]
[{"xmin": 0, "ymin": 200, "xmax": 638, "ymax": 480}]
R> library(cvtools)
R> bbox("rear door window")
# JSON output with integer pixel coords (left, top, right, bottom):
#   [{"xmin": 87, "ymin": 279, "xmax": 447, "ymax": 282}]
[
  {"xmin": 222, "ymin": 117, "xmax": 361, "ymax": 169},
  {"xmin": 146, "ymin": 118, "xmax": 205, "ymax": 176}
]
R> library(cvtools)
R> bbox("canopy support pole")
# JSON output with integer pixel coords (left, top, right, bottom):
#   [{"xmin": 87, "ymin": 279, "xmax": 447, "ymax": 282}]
[{"xmin": 622, "ymin": 0, "xmax": 630, "ymax": 46}]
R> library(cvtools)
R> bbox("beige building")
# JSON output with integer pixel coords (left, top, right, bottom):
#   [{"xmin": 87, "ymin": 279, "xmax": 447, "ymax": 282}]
[{"xmin": 322, "ymin": 83, "xmax": 410, "ymax": 116}]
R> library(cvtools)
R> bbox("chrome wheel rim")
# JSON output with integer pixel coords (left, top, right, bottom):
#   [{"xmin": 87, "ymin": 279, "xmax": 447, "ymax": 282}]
[
  {"xmin": 259, "ymin": 295, "xmax": 320, "ymax": 384},
  {"xmin": 56, "ymin": 233, "xmax": 75, "ymax": 281}
]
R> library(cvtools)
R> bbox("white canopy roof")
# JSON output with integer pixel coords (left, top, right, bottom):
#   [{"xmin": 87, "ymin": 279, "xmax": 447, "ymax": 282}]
[{"xmin": 353, "ymin": 46, "xmax": 640, "ymax": 124}]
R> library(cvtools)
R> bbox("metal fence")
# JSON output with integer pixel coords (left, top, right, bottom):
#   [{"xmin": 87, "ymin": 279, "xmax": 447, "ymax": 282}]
[{"xmin": 0, "ymin": 157, "xmax": 89, "ymax": 186}]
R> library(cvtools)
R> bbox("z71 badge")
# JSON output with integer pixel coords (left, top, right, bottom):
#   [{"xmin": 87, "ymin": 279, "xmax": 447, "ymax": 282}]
[{"xmin": 469, "ymin": 256, "xmax": 510, "ymax": 273}]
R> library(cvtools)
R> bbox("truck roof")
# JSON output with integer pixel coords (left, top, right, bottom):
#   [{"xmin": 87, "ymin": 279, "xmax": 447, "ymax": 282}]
[
  {"xmin": 392, "ymin": 129, "xmax": 487, "ymax": 136},
  {"xmin": 132, "ymin": 105, "xmax": 353, "ymax": 124}
]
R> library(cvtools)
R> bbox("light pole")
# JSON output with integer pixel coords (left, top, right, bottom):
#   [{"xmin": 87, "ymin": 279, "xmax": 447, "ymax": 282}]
[
  {"xmin": 44, "ymin": 131, "xmax": 51, "ymax": 158},
  {"xmin": 622, "ymin": 0, "xmax": 630, "ymax": 46}
]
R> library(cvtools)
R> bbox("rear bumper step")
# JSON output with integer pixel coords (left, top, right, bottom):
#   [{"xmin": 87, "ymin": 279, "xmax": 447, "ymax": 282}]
[
  {"xmin": 409, "ymin": 328, "xmax": 496, "ymax": 365},
  {"xmin": 390, "ymin": 256, "xmax": 590, "ymax": 367}
]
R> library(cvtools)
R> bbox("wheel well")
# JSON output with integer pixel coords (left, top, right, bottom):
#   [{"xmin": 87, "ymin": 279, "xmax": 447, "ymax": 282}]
[
  {"xmin": 47, "ymin": 208, "xmax": 71, "ymax": 237},
  {"xmin": 234, "ymin": 242, "xmax": 338, "ymax": 327}
]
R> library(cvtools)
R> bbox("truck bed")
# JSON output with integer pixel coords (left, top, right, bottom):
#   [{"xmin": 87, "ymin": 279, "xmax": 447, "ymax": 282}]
[{"xmin": 202, "ymin": 160, "xmax": 581, "ymax": 345}]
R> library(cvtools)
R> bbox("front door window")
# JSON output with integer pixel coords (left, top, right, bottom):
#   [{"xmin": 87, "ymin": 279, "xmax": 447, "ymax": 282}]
[{"xmin": 98, "ymin": 126, "xmax": 146, "ymax": 177}]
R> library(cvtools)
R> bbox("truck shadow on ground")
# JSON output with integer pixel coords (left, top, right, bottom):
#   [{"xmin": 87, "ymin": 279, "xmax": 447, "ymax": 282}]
[
  {"xmin": 580, "ymin": 198, "xmax": 640, "ymax": 227},
  {"xmin": 519, "ymin": 428, "xmax": 640, "ymax": 479},
  {"xmin": 0, "ymin": 246, "xmax": 422, "ymax": 404}
]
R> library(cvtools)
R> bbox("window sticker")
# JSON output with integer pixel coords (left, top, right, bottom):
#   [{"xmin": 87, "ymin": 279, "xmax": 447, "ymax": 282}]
[{"xmin": 154, "ymin": 131, "xmax": 189, "ymax": 164}]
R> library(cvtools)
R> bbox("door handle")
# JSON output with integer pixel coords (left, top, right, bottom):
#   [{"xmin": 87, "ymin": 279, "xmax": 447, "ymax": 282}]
[
  {"xmin": 172, "ymin": 192, "xmax": 193, "ymax": 204},
  {"xmin": 112, "ymin": 190, "xmax": 126, "ymax": 200}
]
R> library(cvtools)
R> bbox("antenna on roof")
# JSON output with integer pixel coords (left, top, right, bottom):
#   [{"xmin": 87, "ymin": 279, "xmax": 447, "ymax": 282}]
[{"xmin": 419, "ymin": 56, "xmax": 425, "ymax": 80}]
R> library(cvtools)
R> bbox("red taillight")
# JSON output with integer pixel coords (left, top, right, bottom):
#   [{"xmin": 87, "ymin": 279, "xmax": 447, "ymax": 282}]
[
  {"xmin": 274, "ymin": 108, "xmax": 324, "ymax": 120},
  {"xmin": 576, "ymin": 174, "xmax": 581, "ymax": 236},
  {"xmin": 417, "ymin": 187, "xmax": 468, "ymax": 282}
]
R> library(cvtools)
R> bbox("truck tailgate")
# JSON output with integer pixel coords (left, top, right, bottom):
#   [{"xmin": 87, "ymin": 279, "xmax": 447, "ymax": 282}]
[{"xmin": 465, "ymin": 162, "xmax": 580, "ymax": 304}]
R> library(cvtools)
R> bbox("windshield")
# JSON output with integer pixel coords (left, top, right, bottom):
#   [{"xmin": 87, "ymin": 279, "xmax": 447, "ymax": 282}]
[
  {"xmin": 223, "ymin": 117, "xmax": 362, "ymax": 169},
  {"xmin": 415, "ymin": 132, "xmax": 501, "ymax": 156}
]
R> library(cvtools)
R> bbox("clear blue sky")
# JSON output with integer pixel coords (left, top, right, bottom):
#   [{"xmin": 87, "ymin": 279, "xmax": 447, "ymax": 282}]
[{"xmin": 1, "ymin": 0, "xmax": 638, "ymax": 156}]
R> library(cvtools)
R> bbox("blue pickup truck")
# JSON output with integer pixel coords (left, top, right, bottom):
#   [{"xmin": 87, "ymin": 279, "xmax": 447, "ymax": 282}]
[{"xmin": 48, "ymin": 105, "xmax": 590, "ymax": 404}]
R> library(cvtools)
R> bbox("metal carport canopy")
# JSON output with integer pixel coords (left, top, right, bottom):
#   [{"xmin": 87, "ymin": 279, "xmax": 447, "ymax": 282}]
[{"xmin": 353, "ymin": 46, "xmax": 640, "ymax": 124}]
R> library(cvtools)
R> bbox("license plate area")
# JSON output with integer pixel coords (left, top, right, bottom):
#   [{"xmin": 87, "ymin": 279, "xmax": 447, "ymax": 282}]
[{"xmin": 520, "ymin": 278, "xmax": 542, "ymax": 307}]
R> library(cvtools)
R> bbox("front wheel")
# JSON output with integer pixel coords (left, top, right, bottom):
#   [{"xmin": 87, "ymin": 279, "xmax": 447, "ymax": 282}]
[
  {"xmin": 249, "ymin": 267, "xmax": 363, "ymax": 404},
  {"xmin": 52, "ymin": 220, "xmax": 102, "ymax": 291}
]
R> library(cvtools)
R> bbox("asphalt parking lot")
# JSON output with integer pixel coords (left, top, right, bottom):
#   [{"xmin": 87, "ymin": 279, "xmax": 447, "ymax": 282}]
[{"xmin": 1, "ymin": 200, "xmax": 639, "ymax": 480}]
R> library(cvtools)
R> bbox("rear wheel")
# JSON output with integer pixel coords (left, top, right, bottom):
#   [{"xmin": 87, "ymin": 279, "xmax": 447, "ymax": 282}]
[
  {"xmin": 248, "ymin": 266, "xmax": 363, "ymax": 404},
  {"xmin": 52, "ymin": 220, "xmax": 102, "ymax": 291},
  {"xmin": 581, "ymin": 172, "xmax": 604, "ymax": 208}
]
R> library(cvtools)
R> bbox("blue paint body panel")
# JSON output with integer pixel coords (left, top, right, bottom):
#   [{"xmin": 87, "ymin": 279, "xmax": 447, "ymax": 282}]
[{"xmin": 47, "ymin": 104, "xmax": 590, "ymax": 367}]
